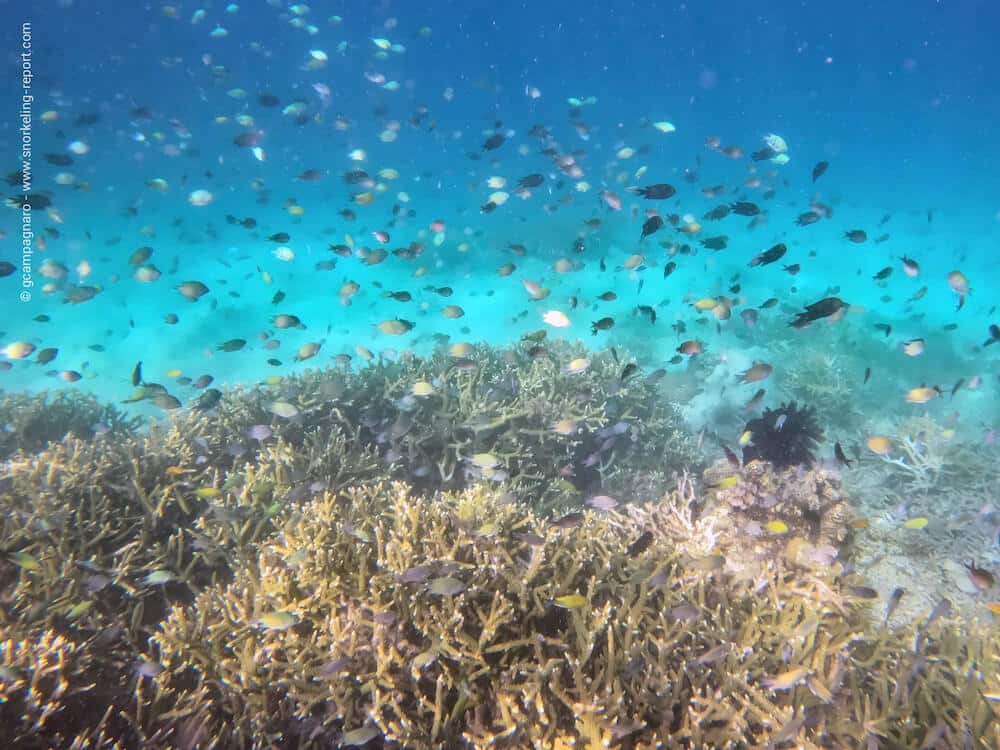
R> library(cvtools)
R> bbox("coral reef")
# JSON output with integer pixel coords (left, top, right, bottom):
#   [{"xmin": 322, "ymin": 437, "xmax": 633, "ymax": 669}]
[
  {"xmin": 0, "ymin": 389, "xmax": 141, "ymax": 460},
  {"xmin": 779, "ymin": 345, "xmax": 862, "ymax": 427},
  {"xmin": 1, "ymin": 348, "xmax": 999, "ymax": 749},
  {"xmin": 702, "ymin": 458, "xmax": 850, "ymax": 574},
  {"xmin": 742, "ymin": 400, "xmax": 823, "ymax": 468}
]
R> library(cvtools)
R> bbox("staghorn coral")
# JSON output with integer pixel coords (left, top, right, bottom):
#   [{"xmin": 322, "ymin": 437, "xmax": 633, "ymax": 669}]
[
  {"xmin": 780, "ymin": 347, "xmax": 862, "ymax": 428},
  {"xmin": 0, "ymin": 389, "xmax": 141, "ymax": 461},
  {"xmin": 1, "ymin": 349, "xmax": 1000, "ymax": 748},
  {"xmin": 141, "ymin": 480, "xmax": 1000, "ymax": 750}
]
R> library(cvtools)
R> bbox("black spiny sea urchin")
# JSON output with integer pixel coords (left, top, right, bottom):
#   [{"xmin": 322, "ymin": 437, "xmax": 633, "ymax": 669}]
[{"xmin": 742, "ymin": 401, "xmax": 823, "ymax": 469}]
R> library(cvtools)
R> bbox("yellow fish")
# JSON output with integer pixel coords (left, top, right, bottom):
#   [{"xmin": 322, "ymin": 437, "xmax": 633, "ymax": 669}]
[
  {"xmin": 905, "ymin": 386, "xmax": 941, "ymax": 404},
  {"xmin": 866, "ymin": 436, "xmax": 893, "ymax": 456},
  {"xmin": 766, "ymin": 520, "xmax": 789, "ymax": 534},
  {"xmin": 903, "ymin": 517, "xmax": 928, "ymax": 529},
  {"xmin": 195, "ymin": 487, "xmax": 220, "ymax": 499},
  {"xmin": 713, "ymin": 476, "xmax": 739, "ymax": 490},
  {"xmin": 554, "ymin": 594, "xmax": 588, "ymax": 609},
  {"xmin": 693, "ymin": 297, "xmax": 718, "ymax": 311}
]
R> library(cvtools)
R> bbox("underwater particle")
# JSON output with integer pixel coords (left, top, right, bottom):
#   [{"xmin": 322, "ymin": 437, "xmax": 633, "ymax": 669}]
[
  {"xmin": 542, "ymin": 310, "xmax": 571, "ymax": 328},
  {"xmin": 2, "ymin": 341, "xmax": 35, "ymax": 359},
  {"xmin": 254, "ymin": 611, "xmax": 298, "ymax": 630},
  {"xmin": 902, "ymin": 517, "xmax": 928, "ymax": 530},
  {"xmin": 766, "ymin": 520, "xmax": 789, "ymax": 535},
  {"xmin": 553, "ymin": 594, "xmax": 588, "ymax": 609},
  {"xmin": 268, "ymin": 401, "xmax": 300, "ymax": 418},
  {"xmin": 428, "ymin": 576, "xmax": 466, "ymax": 596}
]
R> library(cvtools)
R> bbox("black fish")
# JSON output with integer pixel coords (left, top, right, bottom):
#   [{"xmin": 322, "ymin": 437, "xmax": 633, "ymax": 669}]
[
  {"xmin": 626, "ymin": 531, "xmax": 654, "ymax": 557},
  {"xmin": 663, "ymin": 261, "xmax": 676, "ymax": 278},
  {"xmin": 640, "ymin": 215, "xmax": 664, "ymax": 239},
  {"xmin": 131, "ymin": 361, "xmax": 142, "ymax": 387},
  {"xmin": 834, "ymin": 442, "xmax": 852, "ymax": 467},
  {"xmin": 729, "ymin": 201, "xmax": 760, "ymax": 216},
  {"xmin": 482, "ymin": 133, "xmax": 505, "ymax": 151},
  {"xmin": 864, "ymin": 367, "xmax": 871, "ymax": 384},
  {"xmin": 517, "ymin": 173, "xmax": 545, "ymax": 188},
  {"xmin": 217, "ymin": 338, "xmax": 246, "ymax": 352},
  {"xmin": 796, "ymin": 211, "xmax": 822, "ymax": 226},
  {"xmin": 700, "ymin": 235, "xmax": 728, "ymax": 250},
  {"xmin": 635, "ymin": 305, "xmax": 656, "ymax": 324},
  {"xmin": 194, "ymin": 388, "xmax": 222, "ymax": 411},
  {"xmin": 950, "ymin": 378, "xmax": 965, "ymax": 398},
  {"xmin": 631, "ymin": 183, "xmax": 675, "ymax": 200},
  {"xmin": 591, "ymin": 317, "xmax": 615, "ymax": 335},
  {"xmin": 783, "ymin": 264, "xmax": 800, "ymax": 275},
  {"xmin": 884, "ymin": 587, "xmax": 904, "ymax": 626},
  {"xmin": 872, "ymin": 267, "xmax": 892, "ymax": 281},
  {"xmin": 751, "ymin": 147, "xmax": 776, "ymax": 161},
  {"xmin": 722, "ymin": 444, "xmax": 741, "ymax": 469},
  {"xmin": 552, "ymin": 511, "xmax": 584, "ymax": 529},
  {"xmin": 0, "ymin": 261, "xmax": 14, "ymax": 277},
  {"xmin": 271, "ymin": 290, "xmax": 285, "ymax": 305},
  {"xmin": 874, "ymin": 323, "xmax": 892, "ymax": 337},
  {"xmin": 703, "ymin": 205, "xmax": 730, "ymax": 221},
  {"xmin": 258, "ymin": 92, "xmax": 280, "ymax": 107},
  {"xmin": 983, "ymin": 324, "xmax": 1000, "ymax": 346},
  {"xmin": 620, "ymin": 363, "xmax": 639, "ymax": 383},
  {"xmin": 844, "ymin": 229, "xmax": 867, "ymax": 243},
  {"xmin": 789, "ymin": 297, "xmax": 848, "ymax": 328},
  {"xmin": 268, "ymin": 232, "xmax": 290, "ymax": 243},
  {"xmin": 749, "ymin": 243, "xmax": 786, "ymax": 267},
  {"xmin": 44, "ymin": 153, "xmax": 74, "ymax": 166},
  {"xmin": 811, "ymin": 161, "xmax": 829, "ymax": 182}
]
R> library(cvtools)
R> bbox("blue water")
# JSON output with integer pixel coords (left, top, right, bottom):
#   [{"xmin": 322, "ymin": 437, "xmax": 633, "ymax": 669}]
[{"xmin": 3, "ymin": 0, "xmax": 1000, "ymax": 745}]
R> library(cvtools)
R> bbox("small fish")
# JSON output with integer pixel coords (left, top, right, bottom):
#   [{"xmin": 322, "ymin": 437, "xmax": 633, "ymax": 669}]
[
  {"xmin": 844, "ymin": 229, "xmax": 867, "ymax": 243},
  {"xmin": 903, "ymin": 517, "xmax": 929, "ymax": 530},
  {"xmin": 884, "ymin": 587, "xmax": 904, "ymax": 625},
  {"xmin": 845, "ymin": 585, "xmax": 879, "ymax": 599},
  {"xmin": 766, "ymin": 520, "xmax": 788, "ymax": 534},
  {"xmin": 905, "ymin": 386, "xmax": 941, "ymax": 404},
  {"xmin": 591, "ymin": 317, "xmax": 615, "ymax": 335},
  {"xmin": 553, "ymin": 594, "xmax": 588, "ymax": 609},
  {"xmin": 626, "ymin": 530, "xmax": 654, "ymax": 556},
  {"xmin": 834, "ymin": 442, "xmax": 852, "ymax": 467},
  {"xmin": 739, "ymin": 362, "xmax": 772, "ymax": 383},
  {"xmin": 963, "ymin": 561, "xmax": 994, "ymax": 591},
  {"xmin": 811, "ymin": 160, "xmax": 829, "ymax": 182},
  {"xmin": 864, "ymin": 367, "xmax": 871, "ymax": 384}
]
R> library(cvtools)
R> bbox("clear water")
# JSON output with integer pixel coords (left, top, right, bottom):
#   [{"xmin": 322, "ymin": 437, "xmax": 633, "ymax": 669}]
[{"xmin": 2, "ymin": 0, "xmax": 999, "ymax": 744}]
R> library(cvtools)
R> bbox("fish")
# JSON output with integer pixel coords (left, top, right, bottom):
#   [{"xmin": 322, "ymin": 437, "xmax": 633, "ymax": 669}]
[
  {"xmin": 730, "ymin": 201, "xmax": 760, "ymax": 216},
  {"xmin": 789, "ymin": 297, "xmax": 848, "ymax": 328},
  {"xmin": 591, "ymin": 317, "xmax": 615, "ymax": 335},
  {"xmin": 946, "ymin": 270, "xmax": 969, "ymax": 310},
  {"xmin": 844, "ymin": 229, "xmax": 867, "ymax": 243},
  {"xmin": 131, "ymin": 362, "xmax": 142, "ymax": 387},
  {"xmin": 811, "ymin": 160, "xmax": 829, "ymax": 182},
  {"xmin": 834, "ymin": 442, "xmax": 852, "ymax": 467},
  {"xmin": 905, "ymin": 386, "xmax": 941, "ymax": 404},
  {"xmin": 749, "ymin": 243, "xmax": 786, "ymax": 267},
  {"xmin": 738, "ymin": 362, "xmax": 773, "ymax": 383},
  {"xmin": 985, "ymin": 324, "xmax": 1000, "ymax": 346},
  {"xmin": 630, "ymin": 183, "xmax": 675, "ymax": 199},
  {"xmin": 640, "ymin": 215, "xmax": 664, "ymax": 239},
  {"xmin": 626, "ymin": 531, "xmax": 654, "ymax": 556},
  {"xmin": 884, "ymin": 587, "xmax": 904, "ymax": 625},
  {"xmin": 963, "ymin": 561, "xmax": 994, "ymax": 591}
]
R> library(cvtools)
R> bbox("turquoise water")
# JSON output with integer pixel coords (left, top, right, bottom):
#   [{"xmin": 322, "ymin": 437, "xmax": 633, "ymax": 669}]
[{"xmin": 2, "ymin": 2, "xmax": 1000, "ymax": 741}]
